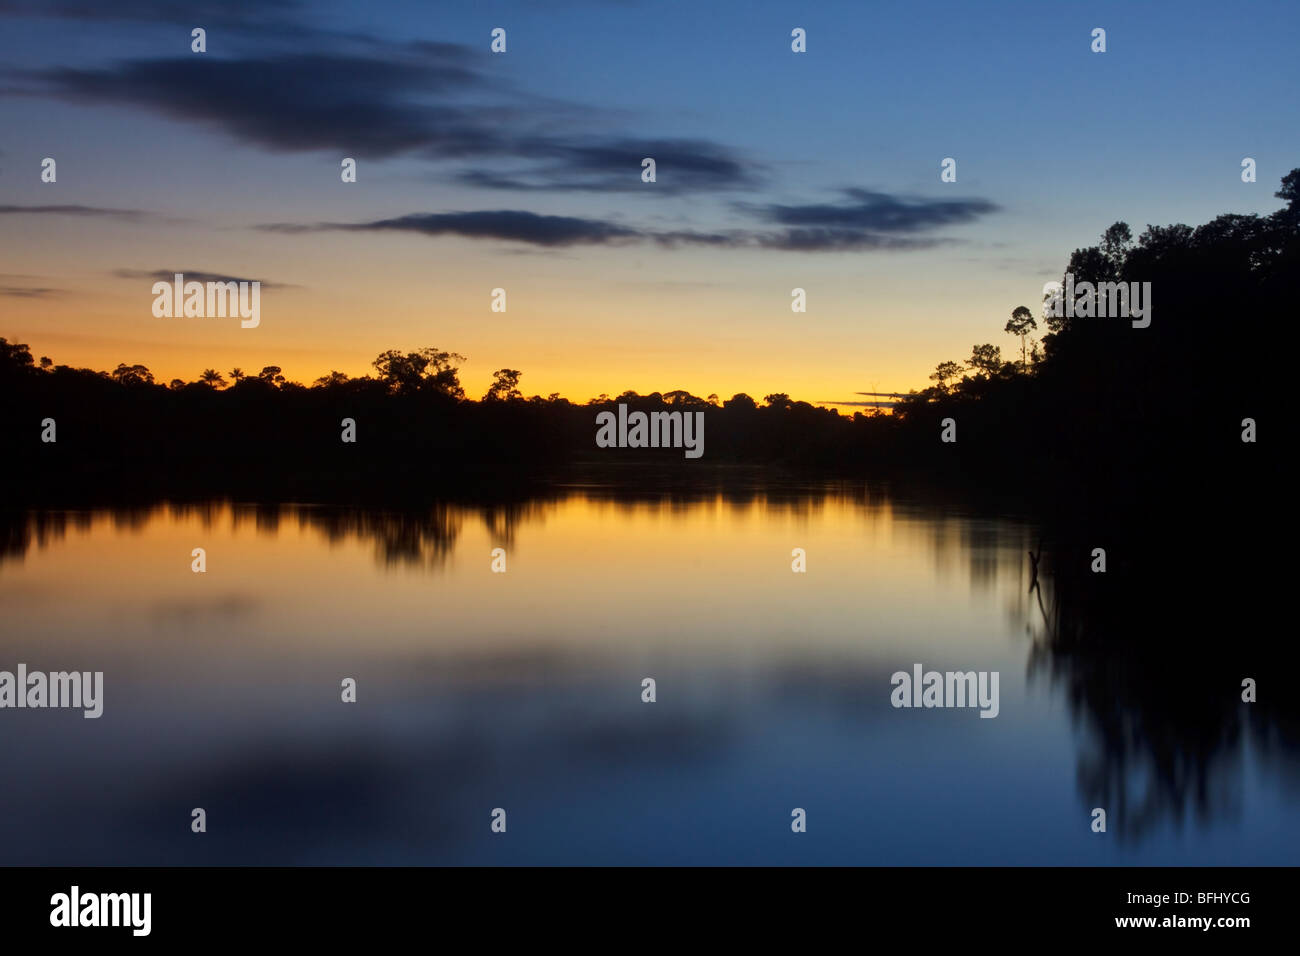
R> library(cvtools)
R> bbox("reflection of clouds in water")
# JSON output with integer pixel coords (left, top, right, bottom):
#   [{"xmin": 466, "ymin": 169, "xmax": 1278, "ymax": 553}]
[
  {"xmin": 0, "ymin": 651, "xmax": 925, "ymax": 864},
  {"xmin": 0, "ymin": 670, "xmax": 741, "ymax": 863},
  {"xmin": 149, "ymin": 593, "xmax": 260, "ymax": 625}
]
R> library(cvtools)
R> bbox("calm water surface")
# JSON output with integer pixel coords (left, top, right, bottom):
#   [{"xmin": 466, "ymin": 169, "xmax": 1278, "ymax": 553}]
[{"xmin": 1, "ymin": 486, "xmax": 1294, "ymax": 864}]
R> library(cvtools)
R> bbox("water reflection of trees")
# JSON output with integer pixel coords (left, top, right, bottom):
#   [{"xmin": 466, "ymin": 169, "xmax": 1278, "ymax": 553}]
[
  {"xmin": 1026, "ymin": 514, "xmax": 1298, "ymax": 844},
  {"xmin": 0, "ymin": 480, "xmax": 930, "ymax": 570}
]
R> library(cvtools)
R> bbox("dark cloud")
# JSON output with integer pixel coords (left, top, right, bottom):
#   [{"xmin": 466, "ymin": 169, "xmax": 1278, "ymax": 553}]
[
  {"xmin": 461, "ymin": 137, "xmax": 762, "ymax": 193},
  {"xmin": 0, "ymin": 2, "xmax": 482, "ymax": 69},
  {"xmin": 263, "ymin": 211, "xmax": 642, "ymax": 248},
  {"xmin": 650, "ymin": 227, "xmax": 949, "ymax": 252},
  {"xmin": 19, "ymin": 43, "xmax": 757, "ymax": 190},
  {"xmin": 0, "ymin": 285, "xmax": 62, "ymax": 298},
  {"xmin": 0, "ymin": 0, "xmax": 303, "ymax": 28},
  {"xmin": 454, "ymin": 170, "xmax": 542, "ymax": 192},
  {"xmin": 0, "ymin": 204, "xmax": 150, "ymax": 220},
  {"xmin": 33, "ymin": 53, "xmax": 492, "ymax": 158},
  {"xmin": 755, "ymin": 229, "xmax": 948, "ymax": 252},
  {"xmin": 650, "ymin": 230, "xmax": 742, "ymax": 248},
  {"xmin": 554, "ymin": 138, "xmax": 754, "ymax": 184},
  {"xmin": 655, "ymin": 187, "xmax": 1003, "ymax": 250},
  {"xmin": 0, "ymin": 0, "xmax": 458, "ymax": 54},
  {"xmin": 744, "ymin": 188, "xmax": 999, "ymax": 232},
  {"xmin": 259, "ymin": 197, "xmax": 981, "ymax": 252},
  {"xmin": 111, "ymin": 269, "xmax": 295, "ymax": 289}
]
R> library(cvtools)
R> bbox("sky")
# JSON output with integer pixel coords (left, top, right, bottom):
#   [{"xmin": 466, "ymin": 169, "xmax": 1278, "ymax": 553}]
[{"xmin": 1, "ymin": 0, "xmax": 1297, "ymax": 405}]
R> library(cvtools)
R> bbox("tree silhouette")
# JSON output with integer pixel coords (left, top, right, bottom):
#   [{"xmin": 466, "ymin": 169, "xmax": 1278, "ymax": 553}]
[
  {"xmin": 1004, "ymin": 306, "xmax": 1037, "ymax": 373},
  {"xmin": 313, "ymin": 370, "xmax": 350, "ymax": 388},
  {"xmin": 199, "ymin": 369, "xmax": 226, "ymax": 388},
  {"xmin": 258, "ymin": 366, "xmax": 286, "ymax": 387},
  {"xmin": 967, "ymin": 344, "xmax": 1001, "ymax": 378},
  {"xmin": 110, "ymin": 363, "xmax": 154, "ymax": 386},
  {"xmin": 483, "ymin": 368, "xmax": 523, "ymax": 402},
  {"xmin": 372, "ymin": 348, "xmax": 465, "ymax": 397},
  {"xmin": 929, "ymin": 360, "xmax": 964, "ymax": 392},
  {"xmin": 1100, "ymin": 221, "xmax": 1133, "ymax": 272},
  {"xmin": 0, "ymin": 338, "xmax": 34, "ymax": 379}
]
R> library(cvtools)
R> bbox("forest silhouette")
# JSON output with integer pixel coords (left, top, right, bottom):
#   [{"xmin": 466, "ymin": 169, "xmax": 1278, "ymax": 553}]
[{"xmin": 5, "ymin": 170, "xmax": 1290, "ymax": 504}]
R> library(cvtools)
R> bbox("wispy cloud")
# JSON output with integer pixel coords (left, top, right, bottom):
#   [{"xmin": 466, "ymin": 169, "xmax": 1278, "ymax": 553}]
[
  {"xmin": 260, "ymin": 186, "xmax": 999, "ymax": 252},
  {"xmin": 0, "ymin": 204, "xmax": 153, "ymax": 220},
  {"xmin": 111, "ymin": 269, "xmax": 296, "ymax": 289},
  {"xmin": 30, "ymin": 52, "xmax": 488, "ymax": 158},
  {"xmin": 16, "ymin": 40, "xmax": 759, "ymax": 193},
  {"xmin": 739, "ymin": 189, "xmax": 1000, "ymax": 232},
  {"xmin": 261, "ymin": 211, "xmax": 641, "ymax": 247},
  {"xmin": 0, "ymin": 285, "xmax": 63, "ymax": 298},
  {"xmin": 0, "ymin": 0, "xmax": 305, "ymax": 29},
  {"xmin": 460, "ymin": 137, "xmax": 762, "ymax": 194}
]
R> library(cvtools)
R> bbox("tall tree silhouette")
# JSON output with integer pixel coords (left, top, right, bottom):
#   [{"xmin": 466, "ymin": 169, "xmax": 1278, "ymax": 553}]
[{"xmin": 1004, "ymin": 306, "xmax": 1036, "ymax": 372}]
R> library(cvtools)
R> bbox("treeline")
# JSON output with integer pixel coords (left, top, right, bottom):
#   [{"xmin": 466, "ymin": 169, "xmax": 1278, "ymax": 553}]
[
  {"xmin": 887, "ymin": 170, "xmax": 1292, "ymax": 496},
  {"xmin": 0, "ymin": 339, "xmax": 883, "ymax": 496},
  {"xmin": 2, "ymin": 169, "xmax": 1292, "ymax": 502}
]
